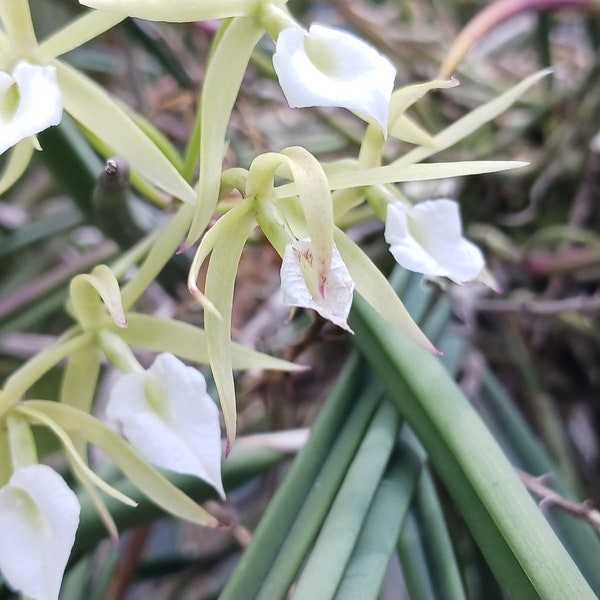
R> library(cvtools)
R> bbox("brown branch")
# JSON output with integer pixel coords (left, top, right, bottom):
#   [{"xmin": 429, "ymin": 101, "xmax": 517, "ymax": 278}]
[{"xmin": 516, "ymin": 468, "xmax": 600, "ymax": 531}]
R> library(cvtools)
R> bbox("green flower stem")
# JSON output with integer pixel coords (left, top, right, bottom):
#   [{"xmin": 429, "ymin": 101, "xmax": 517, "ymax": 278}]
[
  {"xmin": 332, "ymin": 434, "xmax": 424, "ymax": 600},
  {"xmin": 219, "ymin": 353, "xmax": 368, "ymax": 600},
  {"xmin": 349, "ymin": 290, "xmax": 596, "ymax": 599},
  {"xmin": 254, "ymin": 386, "xmax": 384, "ymax": 600},
  {"xmin": 0, "ymin": 329, "xmax": 93, "ymax": 418}
]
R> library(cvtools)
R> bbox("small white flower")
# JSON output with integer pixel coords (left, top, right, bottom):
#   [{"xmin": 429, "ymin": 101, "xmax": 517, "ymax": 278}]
[
  {"xmin": 0, "ymin": 62, "xmax": 63, "ymax": 155},
  {"xmin": 0, "ymin": 464, "xmax": 80, "ymax": 600},
  {"xmin": 384, "ymin": 199, "xmax": 485, "ymax": 283},
  {"xmin": 273, "ymin": 24, "xmax": 396, "ymax": 132},
  {"xmin": 107, "ymin": 353, "xmax": 224, "ymax": 498},
  {"xmin": 281, "ymin": 238, "xmax": 355, "ymax": 332}
]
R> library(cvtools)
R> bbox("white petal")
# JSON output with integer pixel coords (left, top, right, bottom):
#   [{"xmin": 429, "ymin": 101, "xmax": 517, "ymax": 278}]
[
  {"xmin": 107, "ymin": 353, "xmax": 224, "ymax": 498},
  {"xmin": 281, "ymin": 238, "xmax": 354, "ymax": 331},
  {"xmin": 273, "ymin": 24, "xmax": 395, "ymax": 131},
  {"xmin": 0, "ymin": 465, "xmax": 80, "ymax": 600},
  {"xmin": 0, "ymin": 62, "xmax": 63, "ymax": 155},
  {"xmin": 385, "ymin": 199, "xmax": 485, "ymax": 283}
]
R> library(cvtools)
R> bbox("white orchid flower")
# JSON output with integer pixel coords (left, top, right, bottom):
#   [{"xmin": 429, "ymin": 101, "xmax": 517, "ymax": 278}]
[
  {"xmin": 107, "ymin": 353, "xmax": 225, "ymax": 498},
  {"xmin": 281, "ymin": 238, "xmax": 355, "ymax": 332},
  {"xmin": 384, "ymin": 199, "xmax": 485, "ymax": 283},
  {"xmin": 0, "ymin": 464, "xmax": 80, "ymax": 600},
  {"xmin": 0, "ymin": 61, "xmax": 63, "ymax": 154},
  {"xmin": 272, "ymin": 24, "xmax": 396, "ymax": 132}
]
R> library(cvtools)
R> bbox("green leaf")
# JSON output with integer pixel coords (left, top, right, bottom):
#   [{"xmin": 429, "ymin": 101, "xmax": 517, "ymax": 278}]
[
  {"xmin": 293, "ymin": 400, "xmax": 400, "ymax": 599},
  {"xmin": 220, "ymin": 354, "xmax": 374, "ymax": 600},
  {"xmin": 349, "ymin": 289, "xmax": 596, "ymax": 600},
  {"xmin": 334, "ymin": 436, "xmax": 424, "ymax": 600},
  {"xmin": 397, "ymin": 433, "xmax": 467, "ymax": 600}
]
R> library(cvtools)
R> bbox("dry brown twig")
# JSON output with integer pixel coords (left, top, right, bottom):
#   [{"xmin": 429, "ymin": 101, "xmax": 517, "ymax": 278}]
[{"xmin": 516, "ymin": 468, "xmax": 600, "ymax": 531}]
